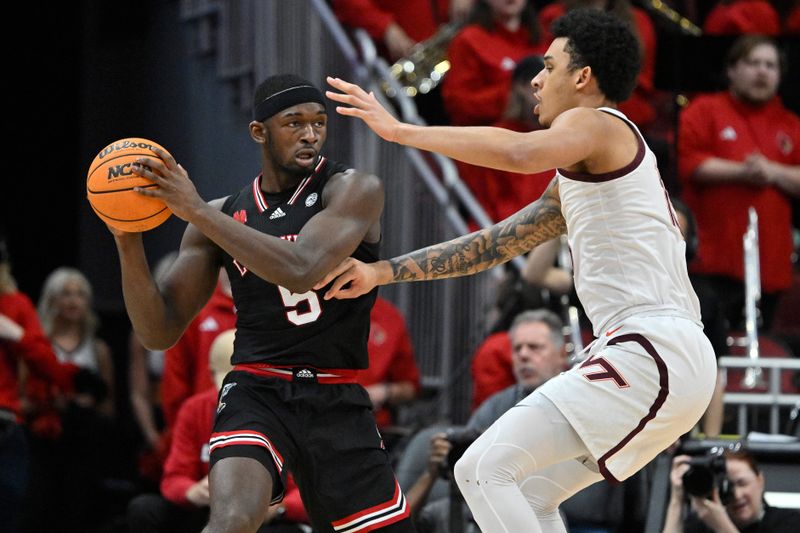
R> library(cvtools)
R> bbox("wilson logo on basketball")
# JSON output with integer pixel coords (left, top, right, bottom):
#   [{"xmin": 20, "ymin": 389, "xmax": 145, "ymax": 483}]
[{"xmin": 98, "ymin": 140, "xmax": 159, "ymax": 160}]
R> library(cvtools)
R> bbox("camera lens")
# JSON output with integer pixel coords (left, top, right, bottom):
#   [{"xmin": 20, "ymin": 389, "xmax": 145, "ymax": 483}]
[{"xmin": 683, "ymin": 464, "xmax": 715, "ymax": 497}]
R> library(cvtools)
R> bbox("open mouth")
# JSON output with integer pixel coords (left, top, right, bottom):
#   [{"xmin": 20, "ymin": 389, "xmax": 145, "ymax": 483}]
[{"xmin": 295, "ymin": 149, "xmax": 317, "ymax": 162}]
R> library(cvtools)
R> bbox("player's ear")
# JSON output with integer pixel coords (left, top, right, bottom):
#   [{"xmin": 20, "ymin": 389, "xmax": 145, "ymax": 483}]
[
  {"xmin": 249, "ymin": 120, "xmax": 267, "ymax": 143},
  {"xmin": 575, "ymin": 65, "xmax": 592, "ymax": 91}
]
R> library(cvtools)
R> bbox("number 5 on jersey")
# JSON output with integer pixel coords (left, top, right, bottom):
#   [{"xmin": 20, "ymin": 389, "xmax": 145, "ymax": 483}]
[{"xmin": 278, "ymin": 286, "xmax": 322, "ymax": 325}]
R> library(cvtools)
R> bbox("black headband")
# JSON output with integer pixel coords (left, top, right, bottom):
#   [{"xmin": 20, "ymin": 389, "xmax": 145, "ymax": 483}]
[{"xmin": 253, "ymin": 85, "xmax": 326, "ymax": 122}]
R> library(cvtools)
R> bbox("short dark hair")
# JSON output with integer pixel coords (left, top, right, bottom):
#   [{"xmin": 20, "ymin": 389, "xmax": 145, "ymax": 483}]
[{"xmin": 551, "ymin": 8, "xmax": 640, "ymax": 103}]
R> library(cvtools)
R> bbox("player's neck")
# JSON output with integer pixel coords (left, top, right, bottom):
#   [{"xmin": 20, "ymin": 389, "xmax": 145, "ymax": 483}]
[{"xmin": 260, "ymin": 165, "xmax": 306, "ymax": 194}]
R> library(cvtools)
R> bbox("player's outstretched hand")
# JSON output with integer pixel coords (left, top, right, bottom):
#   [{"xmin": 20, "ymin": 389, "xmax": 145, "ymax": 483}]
[
  {"xmin": 314, "ymin": 257, "xmax": 380, "ymax": 300},
  {"xmin": 326, "ymin": 77, "xmax": 402, "ymax": 143}
]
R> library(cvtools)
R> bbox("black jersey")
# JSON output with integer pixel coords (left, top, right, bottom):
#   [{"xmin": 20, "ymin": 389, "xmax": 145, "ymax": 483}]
[{"xmin": 220, "ymin": 156, "xmax": 379, "ymax": 369}]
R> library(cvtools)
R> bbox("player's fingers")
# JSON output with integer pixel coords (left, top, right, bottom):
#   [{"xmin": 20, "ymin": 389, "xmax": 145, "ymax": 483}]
[
  {"xmin": 313, "ymin": 258, "xmax": 355, "ymax": 290},
  {"xmin": 134, "ymin": 157, "xmax": 168, "ymax": 177},
  {"xmin": 326, "ymin": 76, "xmax": 371, "ymax": 100},
  {"xmin": 133, "ymin": 186, "xmax": 159, "ymax": 197},
  {"xmin": 334, "ymin": 106, "xmax": 365, "ymax": 118},
  {"xmin": 325, "ymin": 90, "xmax": 362, "ymax": 106},
  {"xmin": 131, "ymin": 160, "xmax": 161, "ymax": 181},
  {"xmin": 151, "ymin": 146, "xmax": 178, "ymax": 170},
  {"xmin": 323, "ymin": 270, "xmax": 357, "ymax": 300}
]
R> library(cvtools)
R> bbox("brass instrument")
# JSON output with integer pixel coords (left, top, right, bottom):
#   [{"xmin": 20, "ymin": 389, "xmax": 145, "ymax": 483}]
[
  {"xmin": 641, "ymin": 0, "xmax": 702, "ymax": 36},
  {"xmin": 742, "ymin": 207, "xmax": 765, "ymax": 389},
  {"xmin": 558, "ymin": 235, "xmax": 586, "ymax": 365},
  {"xmin": 383, "ymin": 21, "xmax": 464, "ymax": 98}
]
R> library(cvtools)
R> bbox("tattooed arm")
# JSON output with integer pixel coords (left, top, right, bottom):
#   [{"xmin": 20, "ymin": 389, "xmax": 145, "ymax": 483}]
[{"xmin": 315, "ymin": 177, "xmax": 566, "ymax": 299}]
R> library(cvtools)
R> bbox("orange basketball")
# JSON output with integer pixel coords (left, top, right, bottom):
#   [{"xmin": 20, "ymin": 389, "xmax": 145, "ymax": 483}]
[{"xmin": 86, "ymin": 137, "xmax": 173, "ymax": 232}]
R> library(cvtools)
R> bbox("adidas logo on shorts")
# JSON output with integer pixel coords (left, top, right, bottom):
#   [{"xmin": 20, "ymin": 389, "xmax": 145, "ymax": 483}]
[{"xmin": 295, "ymin": 368, "xmax": 315, "ymax": 379}]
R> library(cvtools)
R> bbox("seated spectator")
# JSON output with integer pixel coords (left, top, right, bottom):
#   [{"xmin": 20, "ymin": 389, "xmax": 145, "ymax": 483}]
[
  {"xmin": 442, "ymin": 0, "xmax": 547, "ymax": 127},
  {"xmin": 677, "ymin": 35, "xmax": 800, "ymax": 332},
  {"xmin": 538, "ymin": 0, "xmax": 658, "ymax": 129},
  {"xmin": 671, "ymin": 198, "xmax": 729, "ymax": 438},
  {"xmin": 404, "ymin": 309, "xmax": 567, "ymax": 530},
  {"xmin": 662, "ymin": 446, "xmax": 800, "ymax": 532},
  {"xmin": 0, "ymin": 234, "xmax": 80, "ymax": 533},
  {"xmin": 332, "ymin": 0, "xmax": 455, "ymax": 62},
  {"xmin": 357, "ymin": 296, "xmax": 420, "ymax": 438},
  {"xmin": 34, "ymin": 266, "xmax": 114, "ymax": 416},
  {"xmin": 471, "ymin": 306, "xmax": 568, "ymax": 410},
  {"xmin": 703, "ymin": 0, "xmax": 781, "ymax": 36},
  {"xmin": 456, "ymin": 54, "xmax": 555, "ymax": 224},
  {"xmin": 23, "ymin": 266, "xmax": 118, "ymax": 532},
  {"xmin": 129, "ymin": 251, "xmax": 178, "ymax": 486},
  {"xmin": 127, "ymin": 329, "xmax": 309, "ymax": 533},
  {"xmin": 161, "ymin": 268, "xmax": 236, "ymax": 437}
]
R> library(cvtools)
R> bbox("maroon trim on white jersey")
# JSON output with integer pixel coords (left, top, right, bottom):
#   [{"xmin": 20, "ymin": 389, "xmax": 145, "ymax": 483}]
[
  {"xmin": 597, "ymin": 333, "xmax": 669, "ymax": 483},
  {"xmin": 331, "ymin": 480, "xmax": 409, "ymax": 532},
  {"xmin": 558, "ymin": 112, "xmax": 645, "ymax": 183}
]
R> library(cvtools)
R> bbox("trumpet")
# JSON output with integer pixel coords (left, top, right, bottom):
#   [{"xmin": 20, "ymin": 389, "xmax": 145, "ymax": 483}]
[
  {"xmin": 741, "ymin": 207, "xmax": 765, "ymax": 389},
  {"xmin": 383, "ymin": 21, "xmax": 464, "ymax": 98},
  {"xmin": 640, "ymin": 0, "xmax": 702, "ymax": 36}
]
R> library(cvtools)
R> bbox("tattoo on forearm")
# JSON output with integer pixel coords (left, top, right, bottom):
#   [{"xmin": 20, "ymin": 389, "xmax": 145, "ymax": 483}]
[{"xmin": 390, "ymin": 179, "xmax": 566, "ymax": 282}]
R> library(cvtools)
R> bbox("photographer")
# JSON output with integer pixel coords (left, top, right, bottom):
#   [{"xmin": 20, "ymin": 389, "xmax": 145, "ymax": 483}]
[
  {"xmin": 403, "ymin": 309, "xmax": 568, "ymax": 531},
  {"xmin": 663, "ymin": 448, "xmax": 800, "ymax": 533}
]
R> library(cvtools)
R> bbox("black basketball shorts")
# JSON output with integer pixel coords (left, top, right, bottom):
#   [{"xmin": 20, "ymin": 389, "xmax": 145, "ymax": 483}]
[{"xmin": 209, "ymin": 368, "xmax": 414, "ymax": 533}]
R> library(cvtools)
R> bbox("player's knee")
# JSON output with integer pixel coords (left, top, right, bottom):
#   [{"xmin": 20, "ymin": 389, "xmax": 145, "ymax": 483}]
[
  {"xmin": 205, "ymin": 504, "xmax": 264, "ymax": 533},
  {"xmin": 454, "ymin": 441, "xmax": 527, "ymax": 492}
]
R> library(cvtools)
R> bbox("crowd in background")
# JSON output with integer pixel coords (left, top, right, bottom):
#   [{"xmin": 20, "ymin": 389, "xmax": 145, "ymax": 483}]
[{"xmin": 2, "ymin": 1, "xmax": 800, "ymax": 532}]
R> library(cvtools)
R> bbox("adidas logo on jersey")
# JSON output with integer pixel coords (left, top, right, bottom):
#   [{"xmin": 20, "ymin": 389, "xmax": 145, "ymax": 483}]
[
  {"xmin": 295, "ymin": 369, "xmax": 315, "ymax": 379},
  {"xmin": 270, "ymin": 207, "xmax": 286, "ymax": 220},
  {"xmin": 720, "ymin": 126, "xmax": 737, "ymax": 141}
]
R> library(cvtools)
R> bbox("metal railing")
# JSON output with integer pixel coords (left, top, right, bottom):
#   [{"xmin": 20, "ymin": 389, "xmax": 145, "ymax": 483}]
[{"xmin": 719, "ymin": 356, "xmax": 800, "ymax": 435}]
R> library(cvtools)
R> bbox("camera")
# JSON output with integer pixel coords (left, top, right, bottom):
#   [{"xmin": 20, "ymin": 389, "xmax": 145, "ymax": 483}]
[
  {"xmin": 682, "ymin": 447, "xmax": 733, "ymax": 504},
  {"xmin": 438, "ymin": 426, "xmax": 481, "ymax": 479}
]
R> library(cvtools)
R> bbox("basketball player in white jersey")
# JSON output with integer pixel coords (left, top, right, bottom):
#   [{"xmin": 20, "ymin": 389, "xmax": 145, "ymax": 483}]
[{"xmin": 320, "ymin": 8, "xmax": 717, "ymax": 533}]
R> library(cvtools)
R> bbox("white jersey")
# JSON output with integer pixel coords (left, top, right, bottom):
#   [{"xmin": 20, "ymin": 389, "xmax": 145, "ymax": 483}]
[{"xmin": 557, "ymin": 107, "xmax": 701, "ymax": 336}]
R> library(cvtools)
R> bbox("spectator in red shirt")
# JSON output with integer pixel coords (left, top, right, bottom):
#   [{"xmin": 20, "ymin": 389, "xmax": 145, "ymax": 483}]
[
  {"xmin": 785, "ymin": 0, "xmax": 800, "ymax": 35},
  {"xmin": 678, "ymin": 35, "xmax": 800, "ymax": 331},
  {"xmin": 0, "ymin": 234, "xmax": 79, "ymax": 533},
  {"xmin": 442, "ymin": 0, "xmax": 547, "ymax": 127},
  {"xmin": 703, "ymin": 0, "xmax": 781, "ymax": 35},
  {"xmin": 538, "ymin": 0, "xmax": 658, "ymax": 129},
  {"xmin": 332, "ymin": 0, "xmax": 455, "ymax": 62},
  {"xmin": 161, "ymin": 268, "xmax": 236, "ymax": 433},
  {"xmin": 127, "ymin": 329, "xmax": 309, "ymax": 533},
  {"xmin": 357, "ymin": 297, "xmax": 420, "ymax": 434},
  {"xmin": 457, "ymin": 54, "xmax": 555, "ymax": 225}
]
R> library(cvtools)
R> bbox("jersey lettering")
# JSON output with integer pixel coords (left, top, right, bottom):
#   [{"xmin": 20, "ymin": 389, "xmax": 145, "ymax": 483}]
[
  {"xmin": 579, "ymin": 353, "xmax": 629, "ymax": 388},
  {"xmin": 278, "ymin": 286, "xmax": 322, "ymax": 325}
]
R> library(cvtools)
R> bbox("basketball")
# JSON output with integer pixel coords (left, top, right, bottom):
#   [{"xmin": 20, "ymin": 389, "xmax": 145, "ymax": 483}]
[{"xmin": 86, "ymin": 137, "xmax": 173, "ymax": 232}]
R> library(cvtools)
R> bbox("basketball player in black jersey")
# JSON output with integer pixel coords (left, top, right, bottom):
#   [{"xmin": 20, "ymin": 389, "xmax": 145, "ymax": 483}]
[{"xmin": 108, "ymin": 75, "xmax": 415, "ymax": 533}]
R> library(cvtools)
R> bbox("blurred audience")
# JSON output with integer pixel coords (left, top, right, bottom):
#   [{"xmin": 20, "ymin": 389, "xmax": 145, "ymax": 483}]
[
  {"xmin": 0, "ymin": 235, "xmax": 79, "ymax": 533},
  {"xmin": 129, "ymin": 251, "xmax": 178, "ymax": 486},
  {"xmin": 127, "ymin": 329, "xmax": 309, "ymax": 533},
  {"xmin": 663, "ymin": 447, "xmax": 800, "ymax": 532},
  {"xmin": 702, "ymin": 0, "xmax": 781, "ymax": 36},
  {"xmin": 442, "ymin": 0, "xmax": 547, "ymax": 127},
  {"xmin": 23, "ymin": 266, "xmax": 118, "ymax": 532},
  {"xmin": 456, "ymin": 54, "xmax": 555, "ymax": 224},
  {"xmin": 357, "ymin": 297, "xmax": 420, "ymax": 442},
  {"xmin": 161, "ymin": 268, "xmax": 235, "ymax": 438},
  {"xmin": 672, "ymin": 198, "xmax": 729, "ymax": 438},
  {"xmin": 678, "ymin": 35, "xmax": 800, "ymax": 332},
  {"xmin": 332, "ymin": 0, "xmax": 457, "ymax": 62}
]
